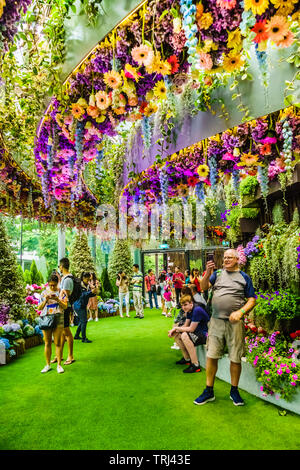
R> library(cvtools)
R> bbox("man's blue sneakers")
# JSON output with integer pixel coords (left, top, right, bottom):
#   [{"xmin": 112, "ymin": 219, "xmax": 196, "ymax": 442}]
[
  {"xmin": 230, "ymin": 388, "xmax": 245, "ymax": 406},
  {"xmin": 193, "ymin": 387, "xmax": 215, "ymax": 405}
]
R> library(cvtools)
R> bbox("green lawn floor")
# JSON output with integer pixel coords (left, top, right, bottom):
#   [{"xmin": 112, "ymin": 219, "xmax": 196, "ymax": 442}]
[{"xmin": 0, "ymin": 308, "xmax": 299, "ymax": 450}]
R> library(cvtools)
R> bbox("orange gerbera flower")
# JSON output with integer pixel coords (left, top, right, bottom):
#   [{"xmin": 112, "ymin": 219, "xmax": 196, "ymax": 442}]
[
  {"xmin": 223, "ymin": 53, "xmax": 244, "ymax": 73},
  {"xmin": 276, "ymin": 30, "xmax": 295, "ymax": 48},
  {"xmin": 266, "ymin": 15, "xmax": 289, "ymax": 43},
  {"xmin": 71, "ymin": 103, "xmax": 85, "ymax": 119},
  {"xmin": 144, "ymin": 102, "xmax": 158, "ymax": 117},
  {"xmin": 103, "ymin": 70, "xmax": 122, "ymax": 89},
  {"xmin": 95, "ymin": 90, "xmax": 111, "ymax": 110},
  {"xmin": 251, "ymin": 20, "xmax": 269, "ymax": 43},
  {"xmin": 237, "ymin": 153, "xmax": 259, "ymax": 167},
  {"xmin": 131, "ymin": 44, "xmax": 154, "ymax": 67},
  {"xmin": 86, "ymin": 105, "xmax": 100, "ymax": 118}
]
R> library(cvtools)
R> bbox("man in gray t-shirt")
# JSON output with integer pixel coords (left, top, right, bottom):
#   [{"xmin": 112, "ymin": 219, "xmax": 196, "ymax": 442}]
[{"xmin": 193, "ymin": 249, "xmax": 256, "ymax": 407}]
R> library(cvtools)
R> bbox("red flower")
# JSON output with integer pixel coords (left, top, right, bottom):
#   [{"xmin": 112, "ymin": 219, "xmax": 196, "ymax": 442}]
[
  {"xmin": 139, "ymin": 101, "xmax": 148, "ymax": 114},
  {"xmin": 167, "ymin": 55, "xmax": 180, "ymax": 74},
  {"xmin": 251, "ymin": 20, "xmax": 269, "ymax": 44},
  {"xmin": 260, "ymin": 143, "xmax": 271, "ymax": 155},
  {"xmin": 187, "ymin": 175, "xmax": 199, "ymax": 187},
  {"xmin": 290, "ymin": 333, "xmax": 297, "ymax": 339}
]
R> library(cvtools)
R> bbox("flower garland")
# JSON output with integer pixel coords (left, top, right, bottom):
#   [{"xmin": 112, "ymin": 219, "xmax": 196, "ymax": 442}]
[
  {"xmin": 123, "ymin": 107, "xmax": 300, "ymax": 217},
  {"xmin": 34, "ymin": 0, "xmax": 298, "ymax": 207},
  {"xmin": 179, "ymin": 0, "xmax": 199, "ymax": 71}
]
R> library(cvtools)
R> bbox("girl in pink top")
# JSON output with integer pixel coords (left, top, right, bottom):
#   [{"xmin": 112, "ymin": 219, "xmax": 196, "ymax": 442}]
[{"xmin": 163, "ymin": 280, "xmax": 174, "ymax": 317}]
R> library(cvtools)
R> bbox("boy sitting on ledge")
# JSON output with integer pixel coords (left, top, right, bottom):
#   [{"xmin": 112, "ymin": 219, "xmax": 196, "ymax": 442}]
[{"xmin": 168, "ymin": 295, "xmax": 210, "ymax": 373}]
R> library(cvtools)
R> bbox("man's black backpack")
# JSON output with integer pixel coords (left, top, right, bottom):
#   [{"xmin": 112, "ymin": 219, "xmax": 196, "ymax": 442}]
[{"xmin": 63, "ymin": 274, "xmax": 82, "ymax": 305}]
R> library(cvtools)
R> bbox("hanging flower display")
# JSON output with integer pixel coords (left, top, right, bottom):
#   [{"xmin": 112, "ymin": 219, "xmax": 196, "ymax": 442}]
[
  {"xmin": 122, "ymin": 106, "xmax": 299, "ymax": 219},
  {"xmin": 32, "ymin": 0, "xmax": 297, "ymax": 211}
]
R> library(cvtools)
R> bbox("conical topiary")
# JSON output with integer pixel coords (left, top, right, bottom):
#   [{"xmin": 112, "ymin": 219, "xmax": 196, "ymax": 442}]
[
  {"xmin": 30, "ymin": 260, "xmax": 40, "ymax": 285},
  {"xmin": 108, "ymin": 239, "xmax": 133, "ymax": 281},
  {"xmin": 0, "ymin": 216, "xmax": 26, "ymax": 319},
  {"xmin": 69, "ymin": 230, "xmax": 96, "ymax": 278}
]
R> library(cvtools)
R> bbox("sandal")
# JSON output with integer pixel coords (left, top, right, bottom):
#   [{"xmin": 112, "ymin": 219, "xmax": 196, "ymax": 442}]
[
  {"xmin": 64, "ymin": 359, "xmax": 76, "ymax": 365},
  {"xmin": 50, "ymin": 357, "xmax": 63, "ymax": 364}
]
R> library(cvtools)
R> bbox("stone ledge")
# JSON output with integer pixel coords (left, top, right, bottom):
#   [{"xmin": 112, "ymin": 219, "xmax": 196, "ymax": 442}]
[{"xmin": 197, "ymin": 345, "xmax": 300, "ymax": 415}]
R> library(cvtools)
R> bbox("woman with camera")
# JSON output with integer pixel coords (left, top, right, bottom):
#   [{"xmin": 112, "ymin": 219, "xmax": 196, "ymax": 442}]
[{"xmin": 37, "ymin": 274, "xmax": 68, "ymax": 374}]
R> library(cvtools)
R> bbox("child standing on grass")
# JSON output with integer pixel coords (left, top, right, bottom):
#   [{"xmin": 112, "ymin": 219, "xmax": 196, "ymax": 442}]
[{"xmin": 163, "ymin": 279, "xmax": 174, "ymax": 318}]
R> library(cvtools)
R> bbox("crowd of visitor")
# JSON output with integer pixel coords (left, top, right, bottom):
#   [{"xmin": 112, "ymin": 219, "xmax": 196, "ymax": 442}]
[{"xmin": 37, "ymin": 250, "xmax": 257, "ymax": 407}]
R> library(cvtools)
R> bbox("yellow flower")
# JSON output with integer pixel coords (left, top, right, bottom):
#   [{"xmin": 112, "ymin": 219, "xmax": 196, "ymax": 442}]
[
  {"xmin": 71, "ymin": 103, "xmax": 85, "ymax": 119},
  {"xmin": 153, "ymin": 80, "xmax": 167, "ymax": 100},
  {"xmin": 197, "ymin": 164, "xmax": 210, "ymax": 178},
  {"xmin": 237, "ymin": 153, "xmax": 260, "ymax": 167},
  {"xmin": 223, "ymin": 53, "xmax": 245, "ymax": 73},
  {"xmin": 144, "ymin": 102, "xmax": 158, "ymax": 117},
  {"xmin": 244, "ymin": 0, "xmax": 269, "ymax": 16},
  {"xmin": 145, "ymin": 52, "xmax": 171, "ymax": 75},
  {"xmin": 0, "ymin": 0, "xmax": 6, "ymax": 18},
  {"xmin": 145, "ymin": 90, "xmax": 154, "ymax": 101},
  {"xmin": 198, "ymin": 12, "xmax": 213, "ymax": 30},
  {"xmin": 103, "ymin": 70, "xmax": 122, "ymax": 89},
  {"xmin": 154, "ymin": 60, "xmax": 172, "ymax": 76},
  {"xmin": 271, "ymin": 0, "xmax": 297, "ymax": 15},
  {"xmin": 227, "ymin": 29, "xmax": 242, "ymax": 52}
]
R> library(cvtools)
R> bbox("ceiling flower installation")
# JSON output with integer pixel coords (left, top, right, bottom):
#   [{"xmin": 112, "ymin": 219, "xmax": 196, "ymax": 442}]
[
  {"xmin": 35, "ymin": 0, "xmax": 299, "ymax": 213},
  {"xmin": 0, "ymin": 136, "xmax": 99, "ymax": 229},
  {"xmin": 122, "ymin": 106, "xmax": 300, "ymax": 216}
]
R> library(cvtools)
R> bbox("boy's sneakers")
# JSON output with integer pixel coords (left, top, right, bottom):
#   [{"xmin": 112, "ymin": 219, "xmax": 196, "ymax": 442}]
[
  {"xmin": 82, "ymin": 338, "xmax": 92, "ymax": 343},
  {"xmin": 175, "ymin": 357, "xmax": 191, "ymax": 365},
  {"xmin": 171, "ymin": 343, "xmax": 180, "ymax": 350},
  {"xmin": 57, "ymin": 365, "xmax": 64, "ymax": 374},
  {"xmin": 230, "ymin": 387, "xmax": 245, "ymax": 406},
  {"xmin": 194, "ymin": 387, "xmax": 215, "ymax": 405},
  {"xmin": 183, "ymin": 363, "xmax": 201, "ymax": 373},
  {"xmin": 41, "ymin": 365, "xmax": 51, "ymax": 373}
]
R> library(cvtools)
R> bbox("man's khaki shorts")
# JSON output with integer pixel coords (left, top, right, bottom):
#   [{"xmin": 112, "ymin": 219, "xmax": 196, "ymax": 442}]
[{"xmin": 206, "ymin": 317, "xmax": 246, "ymax": 364}]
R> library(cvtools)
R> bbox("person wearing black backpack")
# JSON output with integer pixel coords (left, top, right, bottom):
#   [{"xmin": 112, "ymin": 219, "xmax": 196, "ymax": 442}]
[
  {"xmin": 54, "ymin": 258, "xmax": 77, "ymax": 366},
  {"xmin": 73, "ymin": 272, "xmax": 99, "ymax": 343}
]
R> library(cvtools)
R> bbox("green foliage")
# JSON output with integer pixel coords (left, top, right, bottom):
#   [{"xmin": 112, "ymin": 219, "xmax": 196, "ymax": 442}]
[
  {"xmin": 23, "ymin": 270, "xmax": 32, "ymax": 285},
  {"xmin": 108, "ymin": 239, "xmax": 133, "ymax": 281},
  {"xmin": 249, "ymin": 218, "xmax": 300, "ymax": 293},
  {"xmin": 272, "ymin": 201, "xmax": 285, "ymax": 225},
  {"xmin": 100, "ymin": 267, "xmax": 113, "ymax": 298},
  {"xmin": 69, "ymin": 231, "xmax": 96, "ymax": 278},
  {"xmin": 239, "ymin": 175, "xmax": 259, "ymax": 199},
  {"xmin": 30, "ymin": 261, "xmax": 39, "ymax": 285},
  {"xmin": 0, "ymin": 217, "xmax": 26, "ymax": 318}
]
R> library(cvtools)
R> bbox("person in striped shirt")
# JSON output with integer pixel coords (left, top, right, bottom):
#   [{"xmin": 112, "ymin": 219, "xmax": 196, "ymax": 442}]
[{"xmin": 131, "ymin": 264, "xmax": 144, "ymax": 319}]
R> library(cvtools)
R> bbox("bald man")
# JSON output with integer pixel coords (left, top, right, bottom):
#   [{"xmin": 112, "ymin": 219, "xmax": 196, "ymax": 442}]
[{"xmin": 194, "ymin": 249, "xmax": 256, "ymax": 407}]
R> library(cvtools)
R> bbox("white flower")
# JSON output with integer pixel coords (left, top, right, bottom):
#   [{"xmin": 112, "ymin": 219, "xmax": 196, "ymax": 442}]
[{"xmin": 173, "ymin": 17, "xmax": 182, "ymax": 34}]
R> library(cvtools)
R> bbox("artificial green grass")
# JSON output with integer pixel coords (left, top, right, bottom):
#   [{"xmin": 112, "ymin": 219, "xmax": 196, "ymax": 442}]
[{"xmin": 0, "ymin": 308, "xmax": 299, "ymax": 450}]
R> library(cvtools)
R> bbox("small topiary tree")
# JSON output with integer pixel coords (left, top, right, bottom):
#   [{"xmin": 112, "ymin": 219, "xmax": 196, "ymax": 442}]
[
  {"xmin": 23, "ymin": 269, "xmax": 32, "ymax": 285},
  {"xmin": 30, "ymin": 260, "xmax": 41, "ymax": 285},
  {"xmin": 0, "ymin": 216, "xmax": 26, "ymax": 319},
  {"xmin": 108, "ymin": 239, "xmax": 133, "ymax": 292},
  {"xmin": 100, "ymin": 267, "xmax": 113, "ymax": 298},
  {"xmin": 69, "ymin": 230, "xmax": 96, "ymax": 278}
]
